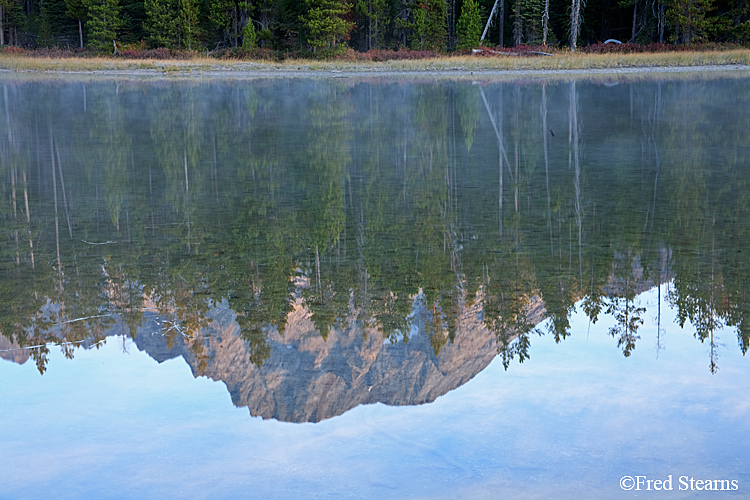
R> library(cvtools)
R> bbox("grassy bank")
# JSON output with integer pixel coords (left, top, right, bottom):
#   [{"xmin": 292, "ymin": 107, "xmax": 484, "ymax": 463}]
[{"xmin": 1, "ymin": 49, "xmax": 749, "ymax": 74}]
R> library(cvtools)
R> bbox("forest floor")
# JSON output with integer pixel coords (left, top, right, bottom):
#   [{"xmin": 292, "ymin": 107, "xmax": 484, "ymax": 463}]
[{"xmin": 1, "ymin": 49, "xmax": 749, "ymax": 77}]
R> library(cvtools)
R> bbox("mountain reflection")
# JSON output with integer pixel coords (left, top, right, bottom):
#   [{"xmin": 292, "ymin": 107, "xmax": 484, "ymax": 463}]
[{"xmin": 1, "ymin": 75, "xmax": 748, "ymax": 420}]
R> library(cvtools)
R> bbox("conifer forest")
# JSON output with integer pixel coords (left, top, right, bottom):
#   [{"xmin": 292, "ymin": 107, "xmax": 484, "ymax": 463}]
[{"xmin": 0, "ymin": 0, "xmax": 748, "ymax": 56}]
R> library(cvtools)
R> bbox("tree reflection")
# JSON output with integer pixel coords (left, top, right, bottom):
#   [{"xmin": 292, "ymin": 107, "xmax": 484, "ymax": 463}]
[{"xmin": 1, "ymin": 77, "xmax": 749, "ymax": 376}]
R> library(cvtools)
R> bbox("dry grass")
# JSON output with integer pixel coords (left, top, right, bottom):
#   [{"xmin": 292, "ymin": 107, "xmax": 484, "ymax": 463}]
[
  {"xmin": 1, "ymin": 49, "xmax": 749, "ymax": 75},
  {"xmin": 305, "ymin": 49, "xmax": 750, "ymax": 72}
]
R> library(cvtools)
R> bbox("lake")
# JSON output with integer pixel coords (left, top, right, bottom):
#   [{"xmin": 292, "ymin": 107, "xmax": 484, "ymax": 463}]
[{"xmin": 1, "ymin": 71, "xmax": 749, "ymax": 499}]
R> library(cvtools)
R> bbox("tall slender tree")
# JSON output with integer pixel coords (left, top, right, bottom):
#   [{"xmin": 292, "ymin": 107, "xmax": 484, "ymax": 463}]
[
  {"xmin": 178, "ymin": 0, "xmax": 200, "ymax": 49},
  {"xmin": 300, "ymin": 0, "xmax": 354, "ymax": 53},
  {"xmin": 355, "ymin": 0, "xmax": 388, "ymax": 50},
  {"xmin": 144, "ymin": 0, "xmax": 178, "ymax": 47},
  {"xmin": 569, "ymin": 0, "xmax": 582, "ymax": 50},
  {"xmin": 65, "ymin": 0, "xmax": 87, "ymax": 47},
  {"xmin": 85, "ymin": 0, "xmax": 122, "ymax": 52},
  {"xmin": 456, "ymin": 0, "xmax": 481, "ymax": 48},
  {"xmin": 667, "ymin": 0, "xmax": 714, "ymax": 43},
  {"xmin": 411, "ymin": 0, "xmax": 447, "ymax": 49}
]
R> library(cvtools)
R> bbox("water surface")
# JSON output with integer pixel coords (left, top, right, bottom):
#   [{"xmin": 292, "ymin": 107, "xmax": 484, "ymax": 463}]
[{"xmin": 1, "ymin": 73, "xmax": 749, "ymax": 498}]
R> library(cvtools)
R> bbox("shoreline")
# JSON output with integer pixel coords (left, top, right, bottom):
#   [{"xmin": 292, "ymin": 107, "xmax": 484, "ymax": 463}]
[
  {"xmin": 194, "ymin": 62, "xmax": 750, "ymax": 78},
  {"xmin": 2, "ymin": 50, "xmax": 750, "ymax": 79},
  {"xmin": 2, "ymin": 63, "xmax": 750, "ymax": 81}
]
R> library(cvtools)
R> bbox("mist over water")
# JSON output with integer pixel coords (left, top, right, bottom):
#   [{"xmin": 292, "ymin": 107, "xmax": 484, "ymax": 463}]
[{"xmin": 1, "ymin": 74, "xmax": 750, "ymax": 498}]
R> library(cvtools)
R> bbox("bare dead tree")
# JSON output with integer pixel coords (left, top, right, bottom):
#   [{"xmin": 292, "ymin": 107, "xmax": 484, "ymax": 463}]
[{"xmin": 570, "ymin": 0, "xmax": 584, "ymax": 50}]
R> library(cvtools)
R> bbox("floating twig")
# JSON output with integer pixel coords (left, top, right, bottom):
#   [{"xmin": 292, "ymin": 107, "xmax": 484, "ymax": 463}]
[{"xmin": 82, "ymin": 240, "xmax": 117, "ymax": 245}]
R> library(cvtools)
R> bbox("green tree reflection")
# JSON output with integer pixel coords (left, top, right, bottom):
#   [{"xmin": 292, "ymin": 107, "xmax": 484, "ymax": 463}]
[{"xmin": 1, "ymin": 77, "xmax": 750, "ymax": 376}]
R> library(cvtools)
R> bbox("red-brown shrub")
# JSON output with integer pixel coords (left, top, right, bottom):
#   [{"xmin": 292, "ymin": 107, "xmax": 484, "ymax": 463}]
[{"xmin": 0, "ymin": 46, "xmax": 28, "ymax": 55}]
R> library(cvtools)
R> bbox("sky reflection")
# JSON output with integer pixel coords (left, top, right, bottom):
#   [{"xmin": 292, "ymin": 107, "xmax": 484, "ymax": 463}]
[{"xmin": 2, "ymin": 285, "xmax": 748, "ymax": 499}]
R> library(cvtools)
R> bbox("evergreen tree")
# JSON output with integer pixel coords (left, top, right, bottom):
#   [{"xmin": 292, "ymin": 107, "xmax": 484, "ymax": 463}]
[
  {"xmin": 355, "ymin": 0, "xmax": 388, "ymax": 50},
  {"xmin": 408, "ymin": 0, "xmax": 447, "ymax": 49},
  {"xmin": 119, "ymin": 0, "xmax": 147, "ymax": 43},
  {"xmin": 144, "ymin": 0, "xmax": 178, "ymax": 47},
  {"xmin": 456, "ymin": 0, "xmax": 481, "ymax": 48},
  {"xmin": 667, "ymin": 0, "xmax": 714, "ymax": 43},
  {"xmin": 37, "ymin": 4, "xmax": 55, "ymax": 46},
  {"xmin": 513, "ymin": 0, "xmax": 522, "ymax": 45},
  {"xmin": 242, "ymin": 17, "xmax": 256, "ymax": 48},
  {"xmin": 3, "ymin": 0, "xmax": 24, "ymax": 45},
  {"xmin": 300, "ymin": 0, "xmax": 354, "ymax": 54},
  {"xmin": 145, "ymin": 0, "xmax": 200, "ymax": 49},
  {"xmin": 209, "ymin": 0, "xmax": 248, "ymax": 47},
  {"xmin": 65, "ymin": 0, "xmax": 87, "ymax": 47},
  {"xmin": 179, "ymin": 0, "xmax": 200, "ymax": 49},
  {"xmin": 85, "ymin": 0, "xmax": 122, "ymax": 52},
  {"xmin": 37, "ymin": 0, "xmax": 81, "ymax": 47},
  {"xmin": 520, "ymin": 0, "xmax": 544, "ymax": 43}
]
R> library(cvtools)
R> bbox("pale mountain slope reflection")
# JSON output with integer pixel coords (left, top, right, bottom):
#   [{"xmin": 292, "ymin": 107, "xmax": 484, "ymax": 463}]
[{"xmin": 1, "ymin": 74, "xmax": 749, "ymax": 423}]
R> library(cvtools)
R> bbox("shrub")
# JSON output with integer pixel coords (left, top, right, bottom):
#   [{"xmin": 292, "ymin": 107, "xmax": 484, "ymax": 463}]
[
  {"xmin": 118, "ymin": 47, "xmax": 172, "ymax": 59},
  {"xmin": 28, "ymin": 47, "xmax": 88, "ymax": 58},
  {"xmin": 0, "ymin": 46, "xmax": 29, "ymax": 55},
  {"xmin": 582, "ymin": 41, "xmax": 743, "ymax": 54}
]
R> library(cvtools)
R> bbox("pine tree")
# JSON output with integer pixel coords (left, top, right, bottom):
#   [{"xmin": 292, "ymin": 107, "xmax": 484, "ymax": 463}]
[
  {"xmin": 144, "ymin": 0, "xmax": 178, "ymax": 47},
  {"xmin": 2, "ymin": 0, "xmax": 23, "ymax": 45},
  {"xmin": 667, "ymin": 0, "xmax": 714, "ymax": 44},
  {"xmin": 65, "ymin": 0, "xmax": 87, "ymax": 47},
  {"xmin": 179, "ymin": 0, "xmax": 200, "ymax": 49},
  {"xmin": 456, "ymin": 0, "xmax": 481, "ymax": 48},
  {"xmin": 410, "ymin": 0, "xmax": 446, "ymax": 49},
  {"xmin": 85, "ymin": 0, "xmax": 122, "ymax": 52},
  {"xmin": 520, "ymin": 0, "xmax": 544, "ymax": 44},
  {"xmin": 355, "ymin": 0, "xmax": 388, "ymax": 50},
  {"xmin": 242, "ymin": 17, "xmax": 256, "ymax": 48},
  {"xmin": 37, "ymin": 3, "xmax": 56, "ymax": 47},
  {"xmin": 119, "ymin": 0, "xmax": 147, "ymax": 44},
  {"xmin": 209, "ymin": 0, "xmax": 248, "ymax": 48},
  {"xmin": 300, "ymin": 0, "xmax": 354, "ymax": 54}
]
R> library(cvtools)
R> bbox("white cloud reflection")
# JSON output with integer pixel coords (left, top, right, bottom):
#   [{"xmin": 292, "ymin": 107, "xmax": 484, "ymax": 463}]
[{"xmin": 1, "ymin": 287, "xmax": 748, "ymax": 499}]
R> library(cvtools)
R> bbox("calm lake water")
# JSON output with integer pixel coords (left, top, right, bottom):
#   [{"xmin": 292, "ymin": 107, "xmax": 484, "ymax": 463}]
[{"xmin": 1, "ymin": 72, "xmax": 749, "ymax": 499}]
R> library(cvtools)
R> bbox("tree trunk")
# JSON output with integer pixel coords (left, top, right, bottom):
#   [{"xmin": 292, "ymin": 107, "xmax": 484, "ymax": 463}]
[
  {"xmin": 450, "ymin": 0, "xmax": 455, "ymax": 48},
  {"xmin": 1, "ymin": 6, "xmax": 5, "ymax": 46},
  {"xmin": 513, "ymin": 0, "xmax": 521, "ymax": 46},
  {"xmin": 233, "ymin": 7, "xmax": 238, "ymax": 47},
  {"xmin": 23, "ymin": 169, "xmax": 34, "ymax": 270},
  {"xmin": 657, "ymin": 2, "xmax": 664, "ymax": 43},
  {"xmin": 499, "ymin": 0, "xmax": 504, "ymax": 46},
  {"xmin": 55, "ymin": 144, "xmax": 73, "ymax": 239},
  {"xmin": 630, "ymin": 1, "xmax": 637, "ymax": 42},
  {"xmin": 79, "ymin": 19, "xmax": 83, "ymax": 48},
  {"xmin": 542, "ymin": 0, "xmax": 549, "ymax": 45},
  {"xmin": 50, "ymin": 130, "xmax": 62, "ymax": 288},
  {"xmin": 480, "ymin": 0, "xmax": 501, "ymax": 43},
  {"xmin": 570, "ymin": 0, "xmax": 581, "ymax": 51}
]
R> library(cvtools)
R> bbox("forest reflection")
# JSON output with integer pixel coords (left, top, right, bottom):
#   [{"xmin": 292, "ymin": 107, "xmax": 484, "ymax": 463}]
[{"xmin": 1, "ymin": 75, "xmax": 749, "ymax": 385}]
